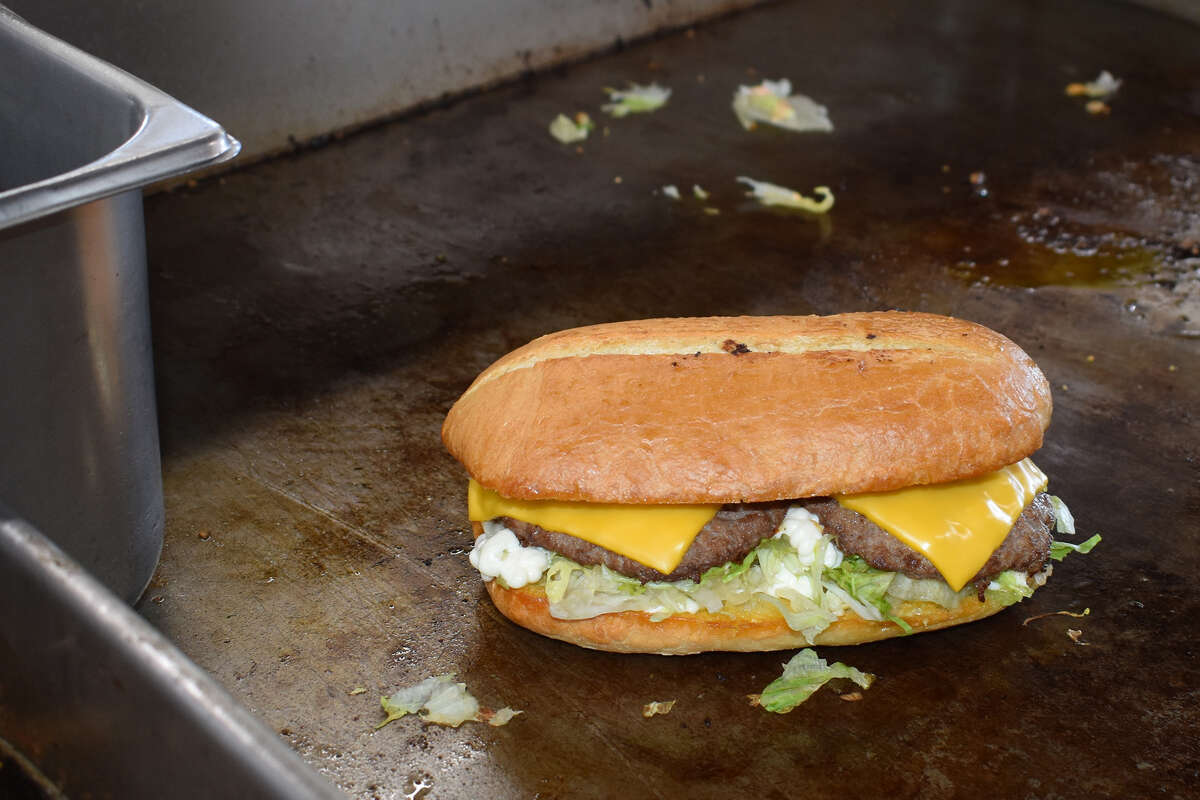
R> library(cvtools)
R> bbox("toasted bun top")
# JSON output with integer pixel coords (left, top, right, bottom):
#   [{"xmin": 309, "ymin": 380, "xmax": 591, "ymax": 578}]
[{"xmin": 442, "ymin": 313, "xmax": 1052, "ymax": 503}]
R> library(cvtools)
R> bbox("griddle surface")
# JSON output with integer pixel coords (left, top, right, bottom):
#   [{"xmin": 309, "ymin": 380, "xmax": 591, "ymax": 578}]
[{"xmin": 141, "ymin": 1, "xmax": 1200, "ymax": 797}]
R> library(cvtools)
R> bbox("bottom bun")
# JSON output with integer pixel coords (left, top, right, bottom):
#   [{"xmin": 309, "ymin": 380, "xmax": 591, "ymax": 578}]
[{"xmin": 485, "ymin": 580, "xmax": 1015, "ymax": 655}]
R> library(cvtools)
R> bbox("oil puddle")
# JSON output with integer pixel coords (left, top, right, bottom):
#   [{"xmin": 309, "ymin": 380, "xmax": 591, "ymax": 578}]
[
  {"xmin": 949, "ymin": 241, "xmax": 1162, "ymax": 289},
  {"xmin": 917, "ymin": 213, "xmax": 1166, "ymax": 289}
]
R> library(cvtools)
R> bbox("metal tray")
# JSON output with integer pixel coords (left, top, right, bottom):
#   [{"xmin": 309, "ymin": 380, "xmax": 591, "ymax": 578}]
[
  {"xmin": 0, "ymin": 10, "xmax": 340, "ymax": 799},
  {"xmin": 0, "ymin": 7, "xmax": 238, "ymax": 601},
  {"xmin": 0, "ymin": 508, "xmax": 343, "ymax": 799}
]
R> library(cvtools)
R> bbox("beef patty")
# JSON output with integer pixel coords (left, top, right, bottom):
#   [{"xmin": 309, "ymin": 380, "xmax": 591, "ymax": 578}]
[
  {"xmin": 499, "ymin": 503, "xmax": 790, "ymax": 582},
  {"xmin": 497, "ymin": 493, "xmax": 1054, "ymax": 585},
  {"xmin": 801, "ymin": 493, "xmax": 1055, "ymax": 587}
]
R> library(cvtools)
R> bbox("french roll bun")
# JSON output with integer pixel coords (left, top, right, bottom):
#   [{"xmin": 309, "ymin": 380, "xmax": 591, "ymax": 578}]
[{"xmin": 443, "ymin": 313, "xmax": 1052, "ymax": 504}]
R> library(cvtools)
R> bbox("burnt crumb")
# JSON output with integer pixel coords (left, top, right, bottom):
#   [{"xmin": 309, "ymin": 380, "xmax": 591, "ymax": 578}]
[
  {"xmin": 1173, "ymin": 239, "xmax": 1200, "ymax": 257},
  {"xmin": 671, "ymin": 361, "xmax": 679, "ymax": 367},
  {"xmin": 722, "ymin": 339, "xmax": 751, "ymax": 355},
  {"xmin": 865, "ymin": 333, "xmax": 877, "ymax": 339},
  {"xmin": 694, "ymin": 351, "xmax": 701, "ymax": 357}
]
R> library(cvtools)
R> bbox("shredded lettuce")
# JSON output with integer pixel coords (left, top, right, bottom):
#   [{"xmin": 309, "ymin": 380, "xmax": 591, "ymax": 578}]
[
  {"xmin": 483, "ymin": 707, "xmax": 523, "ymax": 727},
  {"xmin": 548, "ymin": 112, "xmax": 594, "ymax": 143},
  {"xmin": 732, "ymin": 79, "xmax": 834, "ymax": 132},
  {"xmin": 545, "ymin": 556, "xmax": 700, "ymax": 621},
  {"xmin": 825, "ymin": 556, "xmax": 895, "ymax": 616},
  {"xmin": 377, "ymin": 674, "xmax": 519, "ymax": 730},
  {"xmin": 759, "ymin": 595, "xmax": 839, "ymax": 641},
  {"xmin": 544, "ymin": 534, "xmax": 846, "ymax": 635},
  {"xmin": 888, "ymin": 573, "xmax": 970, "ymax": 609},
  {"xmin": 377, "ymin": 676, "xmax": 442, "ymax": 729},
  {"xmin": 750, "ymin": 649, "xmax": 874, "ymax": 713},
  {"xmin": 602, "ymin": 83, "xmax": 671, "ymax": 117},
  {"xmin": 421, "ymin": 677, "xmax": 481, "ymax": 726},
  {"xmin": 1046, "ymin": 494, "xmax": 1099, "ymax": 562},
  {"xmin": 1050, "ymin": 533, "xmax": 1101, "ymax": 562},
  {"xmin": 642, "ymin": 700, "xmax": 677, "ymax": 718},
  {"xmin": 699, "ymin": 546, "xmax": 760, "ymax": 584},
  {"xmin": 377, "ymin": 674, "xmax": 482, "ymax": 729},
  {"xmin": 1048, "ymin": 495, "xmax": 1076, "ymax": 535},
  {"xmin": 826, "ymin": 556, "xmax": 914, "ymax": 633},
  {"xmin": 737, "ymin": 177, "xmax": 834, "ymax": 213},
  {"xmin": 986, "ymin": 571, "xmax": 1037, "ymax": 606}
]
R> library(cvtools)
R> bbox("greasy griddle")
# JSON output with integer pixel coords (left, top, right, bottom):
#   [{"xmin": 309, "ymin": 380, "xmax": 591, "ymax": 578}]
[{"xmin": 139, "ymin": 0, "xmax": 1200, "ymax": 797}]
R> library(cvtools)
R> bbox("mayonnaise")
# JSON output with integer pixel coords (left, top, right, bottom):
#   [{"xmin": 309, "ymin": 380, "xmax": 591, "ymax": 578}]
[
  {"xmin": 773, "ymin": 506, "xmax": 844, "ymax": 568},
  {"xmin": 764, "ymin": 568, "xmax": 821, "ymax": 601},
  {"xmin": 469, "ymin": 521, "xmax": 551, "ymax": 588}
]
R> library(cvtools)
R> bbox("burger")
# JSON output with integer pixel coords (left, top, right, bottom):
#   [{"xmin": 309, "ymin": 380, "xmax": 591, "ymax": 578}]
[{"xmin": 441, "ymin": 312, "xmax": 1093, "ymax": 654}]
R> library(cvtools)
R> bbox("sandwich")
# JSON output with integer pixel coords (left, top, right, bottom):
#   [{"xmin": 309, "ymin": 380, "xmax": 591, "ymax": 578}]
[{"xmin": 441, "ymin": 312, "xmax": 1094, "ymax": 654}]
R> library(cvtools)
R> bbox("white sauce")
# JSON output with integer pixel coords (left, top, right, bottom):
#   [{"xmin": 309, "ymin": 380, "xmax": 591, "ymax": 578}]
[
  {"xmin": 773, "ymin": 506, "xmax": 845, "ymax": 568},
  {"xmin": 764, "ymin": 569, "xmax": 821, "ymax": 600},
  {"xmin": 469, "ymin": 521, "xmax": 550, "ymax": 588}
]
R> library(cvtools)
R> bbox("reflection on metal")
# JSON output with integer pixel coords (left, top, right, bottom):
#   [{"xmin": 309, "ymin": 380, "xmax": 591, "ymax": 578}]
[{"xmin": 0, "ymin": 510, "xmax": 345, "ymax": 799}]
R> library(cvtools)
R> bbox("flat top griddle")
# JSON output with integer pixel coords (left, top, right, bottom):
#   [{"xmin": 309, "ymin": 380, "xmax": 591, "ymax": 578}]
[{"xmin": 139, "ymin": 1, "xmax": 1200, "ymax": 797}]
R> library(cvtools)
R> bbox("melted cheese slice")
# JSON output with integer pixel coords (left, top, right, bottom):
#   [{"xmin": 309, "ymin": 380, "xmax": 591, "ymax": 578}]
[
  {"xmin": 468, "ymin": 459, "xmax": 1045, "ymax": 590},
  {"xmin": 467, "ymin": 480, "xmax": 720, "ymax": 575},
  {"xmin": 836, "ymin": 459, "xmax": 1047, "ymax": 592}
]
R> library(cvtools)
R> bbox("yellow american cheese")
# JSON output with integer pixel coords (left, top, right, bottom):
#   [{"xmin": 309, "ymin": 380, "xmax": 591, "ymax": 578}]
[
  {"xmin": 467, "ymin": 480, "xmax": 719, "ymax": 575},
  {"xmin": 468, "ymin": 459, "xmax": 1046, "ymax": 591},
  {"xmin": 836, "ymin": 459, "xmax": 1047, "ymax": 591}
]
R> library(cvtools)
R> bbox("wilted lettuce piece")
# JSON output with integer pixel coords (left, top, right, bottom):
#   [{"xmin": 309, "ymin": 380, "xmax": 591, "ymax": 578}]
[
  {"xmin": 377, "ymin": 674, "xmax": 520, "ymax": 730},
  {"xmin": 549, "ymin": 112, "xmax": 594, "ymax": 143},
  {"xmin": 642, "ymin": 700, "xmax": 677, "ymax": 718},
  {"xmin": 887, "ymin": 573, "xmax": 970, "ymax": 610},
  {"xmin": 732, "ymin": 79, "xmax": 833, "ymax": 132},
  {"xmin": 421, "ymin": 677, "xmax": 481, "ymax": 727},
  {"xmin": 750, "ymin": 649, "xmax": 874, "ymax": 713},
  {"xmin": 1047, "ymin": 495, "xmax": 1076, "ymax": 535},
  {"xmin": 986, "ymin": 570, "xmax": 1037, "ymax": 606},
  {"xmin": 485, "ymin": 707, "xmax": 523, "ymax": 727},
  {"xmin": 692, "ymin": 184, "xmax": 710, "ymax": 201},
  {"xmin": 825, "ymin": 556, "xmax": 894, "ymax": 616},
  {"xmin": 737, "ymin": 177, "xmax": 834, "ymax": 213},
  {"xmin": 1050, "ymin": 533, "xmax": 1101, "ymax": 562},
  {"xmin": 662, "ymin": 184, "xmax": 682, "ymax": 200},
  {"xmin": 602, "ymin": 83, "xmax": 671, "ymax": 117},
  {"xmin": 1065, "ymin": 70, "xmax": 1121, "ymax": 99},
  {"xmin": 377, "ymin": 675, "xmax": 444, "ymax": 729},
  {"xmin": 824, "ymin": 556, "xmax": 911, "ymax": 633}
]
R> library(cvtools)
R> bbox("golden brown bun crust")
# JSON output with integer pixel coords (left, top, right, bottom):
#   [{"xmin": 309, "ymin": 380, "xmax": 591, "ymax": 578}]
[
  {"xmin": 485, "ymin": 580, "xmax": 1015, "ymax": 655},
  {"xmin": 443, "ymin": 313, "xmax": 1052, "ymax": 503}
]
